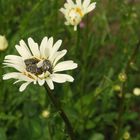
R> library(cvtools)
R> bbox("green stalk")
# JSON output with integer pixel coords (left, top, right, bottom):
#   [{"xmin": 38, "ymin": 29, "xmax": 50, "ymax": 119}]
[
  {"xmin": 115, "ymin": 40, "xmax": 140, "ymax": 140},
  {"xmin": 76, "ymin": 26, "xmax": 80, "ymax": 53},
  {"xmin": 44, "ymin": 83, "xmax": 75, "ymax": 140}
]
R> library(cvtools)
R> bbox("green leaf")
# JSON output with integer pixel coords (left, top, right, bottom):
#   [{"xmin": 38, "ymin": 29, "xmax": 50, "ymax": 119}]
[
  {"xmin": 90, "ymin": 133, "xmax": 104, "ymax": 140},
  {"xmin": 0, "ymin": 128, "xmax": 7, "ymax": 140}
]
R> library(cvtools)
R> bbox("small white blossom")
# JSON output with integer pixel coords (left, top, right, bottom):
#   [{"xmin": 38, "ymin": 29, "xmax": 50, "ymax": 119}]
[
  {"xmin": 0, "ymin": 35, "xmax": 8, "ymax": 51},
  {"xmin": 133, "ymin": 88, "xmax": 140, "ymax": 96},
  {"xmin": 123, "ymin": 131, "xmax": 130, "ymax": 140},
  {"xmin": 3, "ymin": 37, "xmax": 78, "ymax": 92},
  {"xmin": 60, "ymin": 0, "xmax": 96, "ymax": 31},
  {"xmin": 42, "ymin": 110, "xmax": 50, "ymax": 118}
]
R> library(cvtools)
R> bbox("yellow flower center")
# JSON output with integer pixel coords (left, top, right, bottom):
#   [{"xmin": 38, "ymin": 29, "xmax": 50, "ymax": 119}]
[
  {"xmin": 68, "ymin": 7, "xmax": 84, "ymax": 25},
  {"xmin": 76, "ymin": 8, "xmax": 83, "ymax": 17}
]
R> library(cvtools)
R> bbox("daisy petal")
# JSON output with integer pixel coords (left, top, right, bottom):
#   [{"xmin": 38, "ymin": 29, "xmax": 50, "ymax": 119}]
[
  {"xmin": 5, "ymin": 55, "xmax": 23, "ymax": 62},
  {"xmin": 19, "ymin": 82, "xmax": 31, "ymax": 92},
  {"xmin": 19, "ymin": 74, "xmax": 35, "ymax": 82},
  {"xmin": 87, "ymin": 2, "xmax": 96, "ymax": 13},
  {"xmin": 3, "ymin": 63, "xmax": 25, "ymax": 72},
  {"xmin": 60, "ymin": 8, "xmax": 65, "ymax": 14},
  {"xmin": 53, "ymin": 50, "xmax": 67, "ymax": 66},
  {"xmin": 65, "ymin": 21, "xmax": 70, "ymax": 25},
  {"xmin": 60, "ymin": 74, "xmax": 74, "ymax": 82},
  {"xmin": 3, "ymin": 72, "xmax": 21, "ymax": 80},
  {"xmin": 46, "ymin": 78, "xmax": 54, "ymax": 90},
  {"xmin": 28, "ymin": 37, "xmax": 40, "ymax": 57},
  {"xmin": 44, "ymin": 37, "xmax": 53, "ymax": 58},
  {"xmin": 50, "ymin": 74, "xmax": 66, "ymax": 83},
  {"xmin": 38, "ymin": 79, "xmax": 45, "ymax": 86},
  {"xmin": 49, "ymin": 39, "xmax": 62, "ymax": 60},
  {"xmin": 47, "ymin": 37, "xmax": 53, "ymax": 48},
  {"xmin": 4, "ymin": 55, "xmax": 26, "ymax": 68},
  {"xmin": 83, "ymin": 0, "xmax": 90, "ymax": 8},
  {"xmin": 53, "ymin": 60, "xmax": 78, "ymax": 72},
  {"xmin": 64, "ymin": 3, "xmax": 70, "ymax": 9},
  {"xmin": 15, "ymin": 45, "xmax": 31, "ymax": 59},
  {"xmin": 19, "ymin": 40, "xmax": 32, "ymax": 56},
  {"xmin": 40, "ymin": 36, "xmax": 48, "ymax": 57},
  {"xmin": 74, "ymin": 25, "xmax": 77, "ymax": 31},
  {"xmin": 67, "ymin": 0, "xmax": 74, "ymax": 5},
  {"xmin": 13, "ymin": 80, "xmax": 24, "ymax": 84},
  {"xmin": 51, "ymin": 74, "xmax": 74, "ymax": 83},
  {"xmin": 76, "ymin": 0, "xmax": 82, "ymax": 6}
]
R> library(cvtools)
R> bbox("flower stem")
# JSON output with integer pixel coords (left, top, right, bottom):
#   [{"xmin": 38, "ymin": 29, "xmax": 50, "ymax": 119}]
[
  {"xmin": 44, "ymin": 83, "xmax": 75, "ymax": 140},
  {"xmin": 115, "ymin": 40, "xmax": 140, "ymax": 140},
  {"xmin": 76, "ymin": 26, "xmax": 80, "ymax": 53}
]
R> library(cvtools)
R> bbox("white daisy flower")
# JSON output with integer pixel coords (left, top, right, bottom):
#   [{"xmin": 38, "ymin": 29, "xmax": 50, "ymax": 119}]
[
  {"xmin": 3, "ymin": 37, "xmax": 78, "ymax": 92},
  {"xmin": 133, "ymin": 88, "xmax": 140, "ymax": 96},
  {"xmin": 60, "ymin": 0, "xmax": 96, "ymax": 31}
]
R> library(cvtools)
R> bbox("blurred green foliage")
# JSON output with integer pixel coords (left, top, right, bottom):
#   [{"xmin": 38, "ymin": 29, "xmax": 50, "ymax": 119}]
[{"xmin": 0, "ymin": 0, "xmax": 140, "ymax": 140}]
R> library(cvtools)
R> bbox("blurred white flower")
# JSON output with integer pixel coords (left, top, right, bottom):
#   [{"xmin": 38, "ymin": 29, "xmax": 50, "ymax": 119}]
[
  {"xmin": 41, "ymin": 109, "xmax": 50, "ymax": 118},
  {"xmin": 60, "ymin": 0, "xmax": 96, "ymax": 31},
  {"xmin": 123, "ymin": 131, "xmax": 130, "ymax": 140},
  {"xmin": 0, "ymin": 35, "xmax": 8, "ymax": 51},
  {"xmin": 3, "ymin": 37, "xmax": 78, "ymax": 92},
  {"xmin": 133, "ymin": 88, "xmax": 140, "ymax": 96},
  {"xmin": 118, "ymin": 72, "xmax": 127, "ymax": 82}
]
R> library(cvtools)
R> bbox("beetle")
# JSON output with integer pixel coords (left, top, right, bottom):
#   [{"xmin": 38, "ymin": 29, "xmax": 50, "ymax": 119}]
[
  {"xmin": 24, "ymin": 58, "xmax": 39, "ymax": 66},
  {"xmin": 41, "ymin": 60, "xmax": 53, "ymax": 73},
  {"xmin": 26, "ymin": 64, "xmax": 42, "ymax": 75}
]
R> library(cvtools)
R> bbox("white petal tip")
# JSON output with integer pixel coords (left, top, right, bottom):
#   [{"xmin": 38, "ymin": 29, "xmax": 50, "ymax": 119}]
[
  {"xmin": 19, "ymin": 89, "xmax": 24, "ymax": 92},
  {"xmin": 50, "ymin": 87, "xmax": 54, "ymax": 90},
  {"xmin": 19, "ymin": 82, "xmax": 30, "ymax": 92},
  {"xmin": 3, "ymin": 76, "xmax": 7, "ymax": 80},
  {"xmin": 59, "ymin": 8, "xmax": 64, "ymax": 12},
  {"xmin": 69, "ymin": 78, "xmax": 74, "ymax": 82},
  {"xmin": 74, "ymin": 26, "xmax": 77, "ymax": 31},
  {"xmin": 74, "ymin": 63, "xmax": 78, "ymax": 68},
  {"xmin": 58, "ymin": 39, "xmax": 63, "ymax": 45},
  {"xmin": 63, "ymin": 49, "xmax": 67, "ymax": 53}
]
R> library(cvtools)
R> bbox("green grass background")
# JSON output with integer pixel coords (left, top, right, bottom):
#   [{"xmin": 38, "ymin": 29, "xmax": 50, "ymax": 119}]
[{"xmin": 0, "ymin": 0, "xmax": 140, "ymax": 140}]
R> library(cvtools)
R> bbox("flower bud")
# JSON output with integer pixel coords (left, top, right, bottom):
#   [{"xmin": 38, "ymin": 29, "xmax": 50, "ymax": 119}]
[
  {"xmin": 118, "ymin": 73, "xmax": 127, "ymax": 82},
  {"xmin": 0, "ymin": 35, "xmax": 8, "ymax": 51},
  {"xmin": 123, "ymin": 131, "xmax": 130, "ymax": 140},
  {"xmin": 133, "ymin": 88, "xmax": 140, "ymax": 96},
  {"xmin": 113, "ymin": 85, "xmax": 121, "ymax": 92},
  {"xmin": 41, "ymin": 110, "xmax": 50, "ymax": 118}
]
